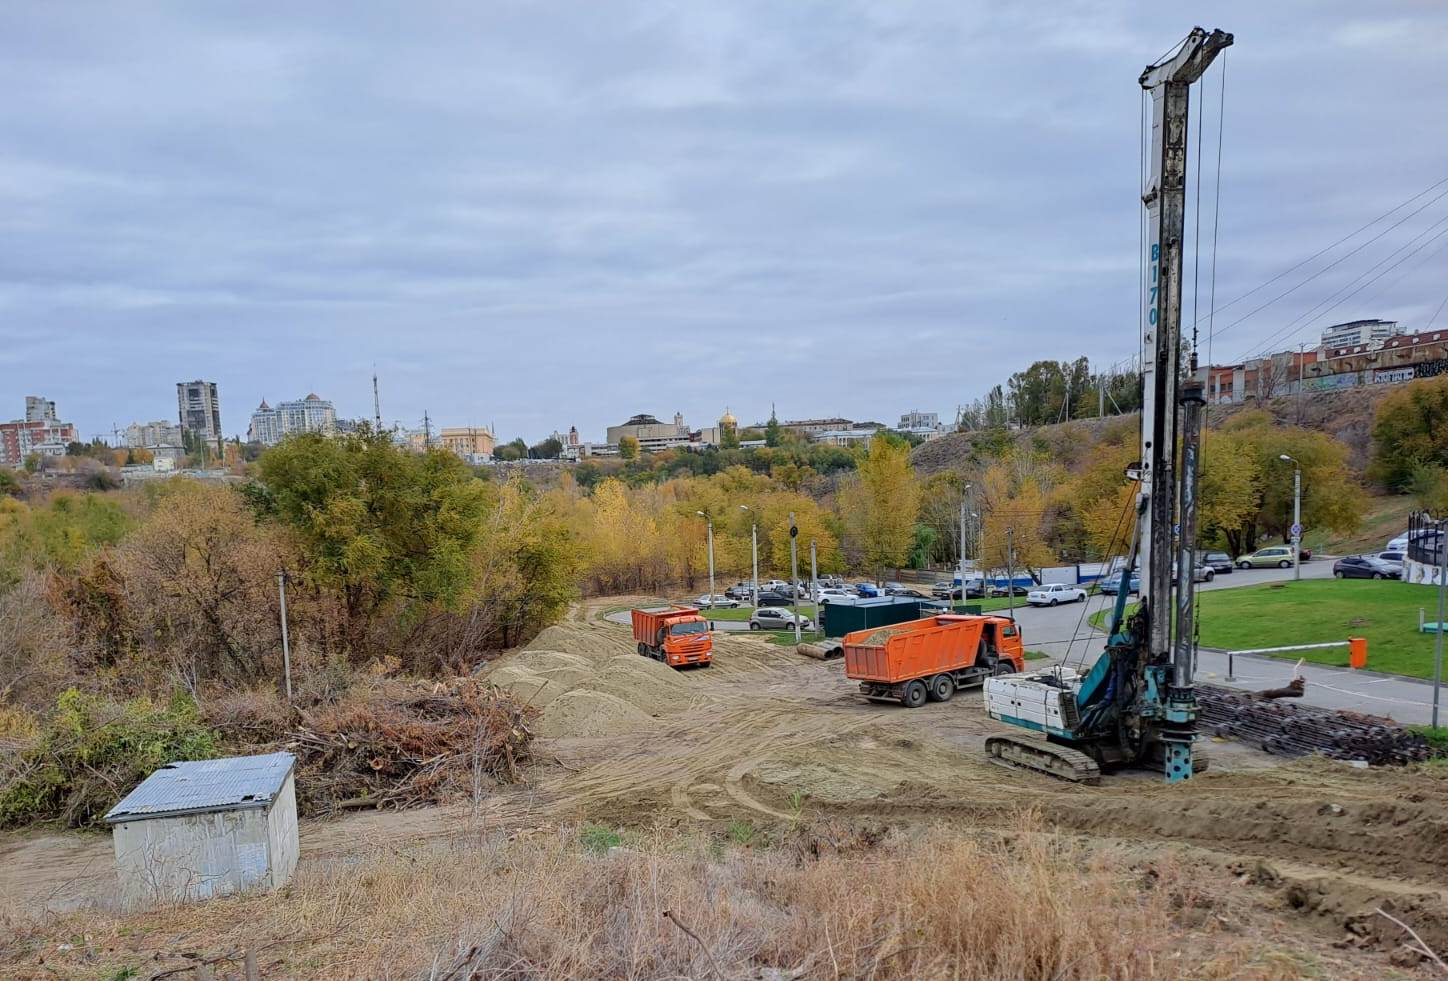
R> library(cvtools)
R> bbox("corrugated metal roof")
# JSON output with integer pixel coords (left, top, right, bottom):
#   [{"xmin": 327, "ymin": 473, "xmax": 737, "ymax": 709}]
[{"xmin": 104, "ymin": 752, "xmax": 295, "ymax": 824}]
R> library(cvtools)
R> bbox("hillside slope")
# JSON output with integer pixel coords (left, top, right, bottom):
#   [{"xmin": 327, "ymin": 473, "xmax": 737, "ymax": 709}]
[{"xmin": 914, "ymin": 386, "xmax": 1394, "ymax": 477}]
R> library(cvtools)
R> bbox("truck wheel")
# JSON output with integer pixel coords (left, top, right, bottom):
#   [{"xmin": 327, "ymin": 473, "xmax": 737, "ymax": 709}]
[
  {"xmin": 929, "ymin": 674, "xmax": 955, "ymax": 702},
  {"xmin": 637, "ymin": 643, "xmax": 648, "ymax": 657},
  {"xmin": 901, "ymin": 680, "xmax": 928, "ymax": 708},
  {"xmin": 992, "ymin": 660, "xmax": 1016, "ymax": 676}
]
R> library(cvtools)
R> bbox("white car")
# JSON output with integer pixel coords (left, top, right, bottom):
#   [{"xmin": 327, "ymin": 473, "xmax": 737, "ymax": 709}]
[
  {"xmin": 694, "ymin": 594, "xmax": 739, "ymax": 609},
  {"xmin": 1026, "ymin": 583, "xmax": 1087, "ymax": 607},
  {"xmin": 815, "ymin": 588, "xmax": 852, "ymax": 603},
  {"xmin": 749, "ymin": 608, "xmax": 813, "ymax": 631}
]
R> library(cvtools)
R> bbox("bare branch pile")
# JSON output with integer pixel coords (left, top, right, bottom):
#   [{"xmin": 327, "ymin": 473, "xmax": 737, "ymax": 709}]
[
  {"xmin": 285, "ymin": 678, "xmax": 534, "ymax": 815},
  {"xmin": 1197, "ymin": 683, "xmax": 1432, "ymax": 766}
]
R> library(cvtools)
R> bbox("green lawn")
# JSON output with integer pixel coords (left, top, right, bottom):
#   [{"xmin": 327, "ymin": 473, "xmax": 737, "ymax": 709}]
[{"xmin": 1091, "ymin": 580, "xmax": 1439, "ymax": 679}]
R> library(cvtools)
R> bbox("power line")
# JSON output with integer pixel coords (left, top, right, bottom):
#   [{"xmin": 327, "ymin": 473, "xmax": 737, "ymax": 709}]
[
  {"xmin": 1213, "ymin": 181, "xmax": 1448, "ymax": 342},
  {"xmin": 1241, "ymin": 209, "xmax": 1448, "ymax": 359},
  {"xmin": 1241, "ymin": 220, "xmax": 1448, "ymax": 361},
  {"xmin": 1199, "ymin": 173, "xmax": 1448, "ymax": 331}
]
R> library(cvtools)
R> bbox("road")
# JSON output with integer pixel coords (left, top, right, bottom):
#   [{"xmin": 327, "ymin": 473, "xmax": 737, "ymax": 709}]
[{"xmin": 1006, "ymin": 560, "xmax": 1441, "ymax": 725}]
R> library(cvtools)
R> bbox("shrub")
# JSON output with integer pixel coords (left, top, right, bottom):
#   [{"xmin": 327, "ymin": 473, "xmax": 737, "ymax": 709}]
[{"xmin": 0, "ymin": 688, "xmax": 217, "ymax": 829}]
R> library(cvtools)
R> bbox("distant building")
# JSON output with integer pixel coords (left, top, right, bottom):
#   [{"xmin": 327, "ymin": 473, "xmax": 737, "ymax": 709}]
[
  {"xmin": 25, "ymin": 396, "xmax": 56, "ymax": 423},
  {"xmin": 177, "ymin": 380, "xmax": 223, "ymax": 450},
  {"xmin": 1, "ymin": 395, "xmax": 77, "ymax": 467},
  {"xmin": 718, "ymin": 409, "xmax": 738, "ymax": 446},
  {"xmin": 810, "ymin": 428, "xmax": 877, "ymax": 447},
  {"xmin": 1320, "ymin": 319, "xmax": 1401, "ymax": 349},
  {"xmin": 606, "ymin": 412, "xmax": 691, "ymax": 452},
  {"xmin": 248, "ymin": 394, "xmax": 337, "ymax": 446},
  {"xmin": 780, "ymin": 417, "xmax": 853, "ymax": 437},
  {"xmin": 898, "ymin": 410, "xmax": 939, "ymax": 430},
  {"xmin": 125, "ymin": 420, "xmax": 184, "ymax": 449},
  {"xmin": 439, "ymin": 426, "xmax": 496, "ymax": 461}
]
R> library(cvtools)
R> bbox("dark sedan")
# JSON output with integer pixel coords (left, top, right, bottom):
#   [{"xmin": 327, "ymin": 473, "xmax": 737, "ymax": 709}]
[
  {"xmin": 1198, "ymin": 551, "xmax": 1234, "ymax": 574},
  {"xmin": 1332, "ymin": 555, "xmax": 1400, "ymax": 580}
]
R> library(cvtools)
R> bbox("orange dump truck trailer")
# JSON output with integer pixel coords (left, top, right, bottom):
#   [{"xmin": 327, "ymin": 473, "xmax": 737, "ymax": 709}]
[
  {"xmin": 631, "ymin": 606, "xmax": 714, "ymax": 668},
  {"xmin": 843, "ymin": 614, "xmax": 1025, "ymax": 707}
]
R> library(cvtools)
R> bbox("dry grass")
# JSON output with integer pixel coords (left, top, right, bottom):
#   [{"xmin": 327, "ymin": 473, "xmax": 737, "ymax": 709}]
[{"xmin": 0, "ymin": 818, "xmax": 1370, "ymax": 980}]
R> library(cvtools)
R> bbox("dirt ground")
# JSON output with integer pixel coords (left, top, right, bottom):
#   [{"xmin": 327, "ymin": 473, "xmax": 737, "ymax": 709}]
[{"xmin": 3, "ymin": 598, "xmax": 1447, "ymax": 976}]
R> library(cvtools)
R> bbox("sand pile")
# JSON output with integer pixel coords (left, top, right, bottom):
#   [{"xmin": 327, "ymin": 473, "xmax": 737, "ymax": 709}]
[{"xmin": 484, "ymin": 623, "xmax": 701, "ymax": 739}]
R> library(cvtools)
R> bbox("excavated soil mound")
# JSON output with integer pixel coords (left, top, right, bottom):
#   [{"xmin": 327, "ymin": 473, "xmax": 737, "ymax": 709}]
[{"xmin": 484, "ymin": 622, "xmax": 707, "ymax": 738}]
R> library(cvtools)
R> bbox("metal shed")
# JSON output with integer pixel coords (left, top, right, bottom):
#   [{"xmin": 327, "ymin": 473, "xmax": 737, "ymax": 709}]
[{"xmin": 104, "ymin": 752, "xmax": 299, "ymax": 909}]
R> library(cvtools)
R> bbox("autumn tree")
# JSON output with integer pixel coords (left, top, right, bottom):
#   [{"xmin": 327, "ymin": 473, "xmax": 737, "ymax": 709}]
[
  {"xmin": 840, "ymin": 437, "xmax": 920, "ymax": 581},
  {"xmin": 618, "ymin": 435, "xmax": 640, "ymax": 460},
  {"xmin": 1370, "ymin": 374, "xmax": 1448, "ymax": 490}
]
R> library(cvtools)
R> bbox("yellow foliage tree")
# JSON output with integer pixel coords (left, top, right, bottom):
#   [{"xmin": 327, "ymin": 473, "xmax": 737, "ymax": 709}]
[{"xmin": 840, "ymin": 438, "xmax": 920, "ymax": 581}]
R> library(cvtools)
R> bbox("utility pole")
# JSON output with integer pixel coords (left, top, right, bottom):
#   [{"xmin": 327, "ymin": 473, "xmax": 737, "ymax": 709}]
[
  {"xmin": 276, "ymin": 570, "xmax": 293, "ymax": 703},
  {"xmin": 741, "ymin": 505, "xmax": 758, "ymax": 609},
  {"xmin": 372, "ymin": 367, "xmax": 382, "ymax": 430},
  {"xmin": 1281, "ymin": 454, "xmax": 1302, "ymax": 581},
  {"xmin": 789, "ymin": 512, "xmax": 802, "ymax": 642},
  {"xmin": 1099, "ymin": 378, "xmax": 1106, "ymax": 418},
  {"xmin": 810, "ymin": 539, "xmax": 819, "ymax": 635},
  {"xmin": 1434, "ymin": 529, "xmax": 1446, "ymax": 729},
  {"xmin": 1006, "ymin": 527, "xmax": 1016, "ymax": 621},
  {"xmin": 1296, "ymin": 343, "xmax": 1304, "ymax": 425},
  {"xmin": 696, "ymin": 511, "xmax": 715, "ymax": 605}
]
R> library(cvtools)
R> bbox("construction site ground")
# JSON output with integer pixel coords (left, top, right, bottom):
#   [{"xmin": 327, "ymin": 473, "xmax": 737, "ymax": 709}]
[{"xmin": 3, "ymin": 598, "xmax": 1446, "ymax": 976}]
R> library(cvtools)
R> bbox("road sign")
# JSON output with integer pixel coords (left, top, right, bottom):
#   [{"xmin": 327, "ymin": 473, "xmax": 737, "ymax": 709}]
[{"xmin": 1291, "ymin": 522, "xmax": 1302, "ymax": 538}]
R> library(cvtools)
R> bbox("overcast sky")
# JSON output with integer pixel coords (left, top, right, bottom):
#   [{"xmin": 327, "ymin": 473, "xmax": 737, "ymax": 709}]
[{"xmin": 2, "ymin": 1, "xmax": 1445, "ymax": 443}]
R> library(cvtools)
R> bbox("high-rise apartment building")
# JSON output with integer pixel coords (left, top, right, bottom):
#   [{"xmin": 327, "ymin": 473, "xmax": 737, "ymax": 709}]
[
  {"xmin": 124, "ymin": 420, "xmax": 184, "ymax": 449},
  {"xmin": 247, "ymin": 394, "xmax": 338, "ymax": 446},
  {"xmin": 1320, "ymin": 319, "xmax": 1402, "ymax": 350},
  {"xmin": 1, "ymin": 396, "xmax": 76, "ymax": 467},
  {"xmin": 177, "ymin": 380, "xmax": 222, "ymax": 450}
]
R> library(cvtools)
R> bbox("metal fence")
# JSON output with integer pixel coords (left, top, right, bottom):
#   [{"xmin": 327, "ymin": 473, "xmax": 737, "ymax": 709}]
[{"xmin": 1407, "ymin": 511, "xmax": 1444, "ymax": 566}]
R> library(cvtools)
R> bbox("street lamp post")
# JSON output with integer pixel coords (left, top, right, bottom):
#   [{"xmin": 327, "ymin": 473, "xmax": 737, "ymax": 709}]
[
  {"xmin": 696, "ymin": 510, "xmax": 715, "ymax": 608},
  {"xmin": 1280, "ymin": 454, "xmax": 1302, "ymax": 581},
  {"xmin": 740, "ymin": 505, "xmax": 757, "ymax": 609}
]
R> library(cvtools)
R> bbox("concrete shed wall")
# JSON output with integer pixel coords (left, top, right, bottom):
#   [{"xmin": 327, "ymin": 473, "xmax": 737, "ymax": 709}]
[{"xmin": 265, "ymin": 772, "xmax": 299, "ymax": 889}]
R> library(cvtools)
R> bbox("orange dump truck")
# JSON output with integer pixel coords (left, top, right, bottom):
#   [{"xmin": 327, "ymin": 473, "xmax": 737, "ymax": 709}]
[
  {"xmin": 843, "ymin": 614, "xmax": 1025, "ymax": 707},
  {"xmin": 631, "ymin": 606, "xmax": 714, "ymax": 668}
]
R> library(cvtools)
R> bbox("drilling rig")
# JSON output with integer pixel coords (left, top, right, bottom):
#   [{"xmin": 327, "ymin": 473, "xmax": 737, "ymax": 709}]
[{"xmin": 982, "ymin": 27, "xmax": 1233, "ymax": 784}]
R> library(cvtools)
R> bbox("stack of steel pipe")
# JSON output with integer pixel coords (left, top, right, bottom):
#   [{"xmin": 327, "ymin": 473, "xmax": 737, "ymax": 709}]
[{"xmin": 1196, "ymin": 683, "xmax": 1432, "ymax": 765}]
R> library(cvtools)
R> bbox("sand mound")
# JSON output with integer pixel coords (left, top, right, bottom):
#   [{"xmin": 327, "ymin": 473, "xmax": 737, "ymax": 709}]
[
  {"xmin": 485, "ymin": 622, "xmax": 703, "ymax": 738},
  {"xmin": 533, "ymin": 689, "xmax": 656, "ymax": 738}
]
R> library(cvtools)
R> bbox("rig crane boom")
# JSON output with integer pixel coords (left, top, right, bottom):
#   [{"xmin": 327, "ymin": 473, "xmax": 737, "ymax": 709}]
[{"xmin": 983, "ymin": 27, "xmax": 1232, "ymax": 784}]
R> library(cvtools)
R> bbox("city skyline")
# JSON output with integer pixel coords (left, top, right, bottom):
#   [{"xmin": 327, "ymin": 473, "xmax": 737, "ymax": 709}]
[{"xmin": 3, "ymin": 3, "xmax": 1446, "ymax": 444}]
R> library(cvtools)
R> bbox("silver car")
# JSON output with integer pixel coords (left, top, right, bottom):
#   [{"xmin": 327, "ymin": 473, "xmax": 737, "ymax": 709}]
[{"xmin": 748, "ymin": 608, "xmax": 814, "ymax": 631}]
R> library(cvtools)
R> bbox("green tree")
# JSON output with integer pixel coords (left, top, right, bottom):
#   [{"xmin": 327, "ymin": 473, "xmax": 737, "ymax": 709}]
[
  {"xmin": 764, "ymin": 411, "xmax": 782, "ymax": 448},
  {"xmin": 529, "ymin": 437, "xmax": 563, "ymax": 459},
  {"xmin": 253, "ymin": 430, "xmax": 489, "ymax": 641},
  {"xmin": 1370, "ymin": 375, "xmax": 1448, "ymax": 489},
  {"xmin": 619, "ymin": 435, "xmax": 640, "ymax": 461}
]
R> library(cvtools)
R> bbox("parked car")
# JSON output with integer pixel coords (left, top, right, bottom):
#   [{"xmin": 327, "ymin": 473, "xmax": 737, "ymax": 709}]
[
  {"xmin": 1332, "ymin": 555, "xmax": 1401, "ymax": 580},
  {"xmin": 1377, "ymin": 550, "xmax": 1406, "ymax": 575},
  {"xmin": 1027, "ymin": 583, "xmax": 1087, "ymax": 607},
  {"xmin": 693, "ymin": 593, "xmax": 739, "ymax": 609},
  {"xmin": 989, "ymin": 583, "xmax": 1031, "ymax": 597},
  {"xmin": 1236, "ymin": 546, "xmax": 1295, "ymax": 569},
  {"xmin": 930, "ymin": 581, "xmax": 955, "ymax": 599},
  {"xmin": 885, "ymin": 586, "xmax": 929, "ymax": 598},
  {"xmin": 1172, "ymin": 561, "xmax": 1215, "ymax": 584},
  {"xmin": 755, "ymin": 590, "xmax": 793, "ymax": 608},
  {"xmin": 723, "ymin": 582, "xmax": 754, "ymax": 600},
  {"xmin": 749, "ymin": 608, "xmax": 813, "ymax": 631},
  {"xmin": 816, "ymin": 588, "xmax": 853, "ymax": 603},
  {"xmin": 1097, "ymin": 571, "xmax": 1140, "ymax": 595},
  {"xmin": 1198, "ymin": 551, "xmax": 1234, "ymax": 574},
  {"xmin": 854, "ymin": 582, "xmax": 882, "ymax": 598}
]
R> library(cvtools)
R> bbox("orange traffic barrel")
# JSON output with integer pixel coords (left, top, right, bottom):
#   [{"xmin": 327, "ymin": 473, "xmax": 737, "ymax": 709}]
[{"xmin": 1348, "ymin": 636, "xmax": 1367, "ymax": 670}]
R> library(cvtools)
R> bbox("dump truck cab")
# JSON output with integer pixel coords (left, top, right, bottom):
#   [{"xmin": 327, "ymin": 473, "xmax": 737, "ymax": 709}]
[
  {"xmin": 631, "ymin": 606, "xmax": 714, "ymax": 668},
  {"xmin": 843, "ymin": 614, "xmax": 1025, "ymax": 707}
]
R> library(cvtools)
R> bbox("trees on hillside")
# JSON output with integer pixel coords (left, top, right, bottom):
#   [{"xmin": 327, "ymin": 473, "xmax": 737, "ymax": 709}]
[
  {"xmin": 1370, "ymin": 375, "xmax": 1448, "ymax": 491},
  {"xmin": 840, "ymin": 438, "xmax": 920, "ymax": 581}
]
